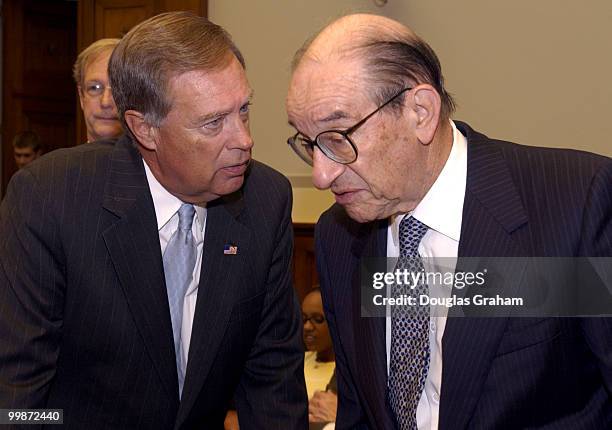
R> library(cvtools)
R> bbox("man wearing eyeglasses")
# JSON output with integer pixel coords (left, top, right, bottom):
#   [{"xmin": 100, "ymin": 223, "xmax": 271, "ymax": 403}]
[
  {"xmin": 73, "ymin": 38, "xmax": 123, "ymax": 142},
  {"xmin": 286, "ymin": 13, "xmax": 612, "ymax": 430}
]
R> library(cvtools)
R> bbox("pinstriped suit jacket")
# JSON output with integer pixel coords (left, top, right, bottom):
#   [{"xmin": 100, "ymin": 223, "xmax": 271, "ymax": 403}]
[
  {"xmin": 0, "ymin": 135, "xmax": 308, "ymax": 429},
  {"xmin": 315, "ymin": 122, "xmax": 612, "ymax": 429}
]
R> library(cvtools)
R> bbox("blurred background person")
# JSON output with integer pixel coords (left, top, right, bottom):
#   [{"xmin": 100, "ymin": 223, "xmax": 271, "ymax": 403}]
[
  {"xmin": 303, "ymin": 287, "xmax": 337, "ymax": 429},
  {"xmin": 224, "ymin": 287, "xmax": 338, "ymax": 430},
  {"xmin": 73, "ymin": 38, "xmax": 123, "ymax": 142},
  {"xmin": 12, "ymin": 130, "xmax": 43, "ymax": 169}
]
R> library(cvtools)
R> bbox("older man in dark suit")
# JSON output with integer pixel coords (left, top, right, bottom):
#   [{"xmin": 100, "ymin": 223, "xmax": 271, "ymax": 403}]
[
  {"xmin": 286, "ymin": 13, "xmax": 611, "ymax": 430},
  {"xmin": 0, "ymin": 12, "xmax": 307, "ymax": 429}
]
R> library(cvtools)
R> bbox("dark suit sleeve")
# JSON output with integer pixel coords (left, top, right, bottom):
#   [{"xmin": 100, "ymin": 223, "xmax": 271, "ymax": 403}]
[
  {"xmin": 315, "ymin": 222, "xmax": 368, "ymax": 430},
  {"xmin": 233, "ymin": 181, "xmax": 308, "ymax": 429},
  {"xmin": 0, "ymin": 169, "xmax": 65, "ymax": 408},
  {"xmin": 579, "ymin": 160, "xmax": 612, "ymax": 395}
]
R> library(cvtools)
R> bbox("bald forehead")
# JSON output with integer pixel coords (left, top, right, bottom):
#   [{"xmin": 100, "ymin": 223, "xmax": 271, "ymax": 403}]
[
  {"xmin": 287, "ymin": 14, "xmax": 414, "ymax": 127},
  {"xmin": 302, "ymin": 13, "xmax": 415, "ymax": 65},
  {"xmin": 287, "ymin": 56, "xmax": 366, "ymax": 115}
]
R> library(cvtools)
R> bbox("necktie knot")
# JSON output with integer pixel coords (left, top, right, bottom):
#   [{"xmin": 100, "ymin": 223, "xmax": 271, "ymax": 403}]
[
  {"xmin": 178, "ymin": 203, "xmax": 195, "ymax": 232},
  {"xmin": 398, "ymin": 216, "xmax": 428, "ymax": 257}
]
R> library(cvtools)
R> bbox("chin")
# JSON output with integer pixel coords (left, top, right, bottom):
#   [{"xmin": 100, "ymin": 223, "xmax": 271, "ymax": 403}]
[
  {"xmin": 344, "ymin": 205, "xmax": 382, "ymax": 224},
  {"xmin": 94, "ymin": 125, "xmax": 122, "ymax": 140},
  {"xmin": 218, "ymin": 176, "xmax": 245, "ymax": 196}
]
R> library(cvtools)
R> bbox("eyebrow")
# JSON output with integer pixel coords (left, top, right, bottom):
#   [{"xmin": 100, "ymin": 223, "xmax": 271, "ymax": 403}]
[
  {"xmin": 287, "ymin": 108, "xmax": 352, "ymax": 137},
  {"xmin": 191, "ymin": 91, "xmax": 254, "ymax": 125},
  {"xmin": 318, "ymin": 110, "xmax": 351, "ymax": 123}
]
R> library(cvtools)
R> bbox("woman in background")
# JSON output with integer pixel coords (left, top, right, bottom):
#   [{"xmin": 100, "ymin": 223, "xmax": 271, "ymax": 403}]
[
  {"xmin": 224, "ymin": 287, "xmax": 337, "ymax": 429},
  {"xmin": 302, "ymin": 288, "xmax": 337, "ymax": 429}
]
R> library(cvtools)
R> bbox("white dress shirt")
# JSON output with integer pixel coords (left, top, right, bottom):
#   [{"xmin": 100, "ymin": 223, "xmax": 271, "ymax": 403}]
[
  {"xmin": 143, "ymin": 161, "xmax": 207, "ymax": 376},
  {"xmin": 386, "ymin": 120, "xmax": 467, "ymax": 430}
]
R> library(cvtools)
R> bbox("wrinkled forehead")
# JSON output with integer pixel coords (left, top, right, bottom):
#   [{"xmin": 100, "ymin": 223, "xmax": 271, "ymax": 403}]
[
  {"xmin": 287, "ymin": 57, "xmax": 371, "ymax": 127},
  {"xmin": 166, "ymin": 56, "xmax": 251, "ymax": 106}
]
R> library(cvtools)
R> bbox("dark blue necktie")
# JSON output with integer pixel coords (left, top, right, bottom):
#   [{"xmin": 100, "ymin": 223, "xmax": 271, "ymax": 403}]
[{"xmin": 388, "ymin": 216, "xmax": 430, "ymax": 429}]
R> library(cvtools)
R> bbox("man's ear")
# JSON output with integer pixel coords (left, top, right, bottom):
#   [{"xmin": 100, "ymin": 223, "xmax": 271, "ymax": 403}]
[
  {"xmin": 124, "ymin": 110, "xmax": 158, "ymax": 151},
  {"xmin": 411, "ymin": 84, "xmax": 442, "ymax": 145}
]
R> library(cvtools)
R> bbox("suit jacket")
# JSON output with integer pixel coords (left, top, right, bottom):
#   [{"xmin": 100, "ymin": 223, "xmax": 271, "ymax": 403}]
[
  {"xmin": 315, "ymin": 122, "xmax": 612, "ymax": 429},
  {"xmin": 0, "ymin": 135, "xmax": 308, "ymax": 429}
]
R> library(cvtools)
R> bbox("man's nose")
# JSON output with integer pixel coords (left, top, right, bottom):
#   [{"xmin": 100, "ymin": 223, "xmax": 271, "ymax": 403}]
[
  {"xmin": 311, "ymin": 148, "xmax": 344, "ymax": 190},
  {"xmin": 100, "ymin": 87, "xmax": 115, "ymax": 108},
  {"xmin": 229, "ymin": 116, "xmax": 254, "ymax": 151}
]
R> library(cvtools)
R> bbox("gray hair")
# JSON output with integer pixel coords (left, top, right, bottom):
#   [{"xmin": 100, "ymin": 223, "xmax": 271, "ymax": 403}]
[
  {"xmin": 356, "ymin": 36, "xmax": 456, "ymax": 120},
  {"xmin": 108, "ymin": 11, "xmax": 245, "ymax": 136}
]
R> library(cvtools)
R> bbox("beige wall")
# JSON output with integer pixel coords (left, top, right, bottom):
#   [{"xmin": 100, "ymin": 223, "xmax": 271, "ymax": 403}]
[{"xmin": 210, "ymin": 0, "xmax": 612, "ymax": 223}]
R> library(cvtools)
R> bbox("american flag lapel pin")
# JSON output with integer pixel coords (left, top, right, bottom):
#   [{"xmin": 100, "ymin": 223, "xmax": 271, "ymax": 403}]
[{"xmin": 223, "ymin": 244, "xmax": 238, "ymax": 255}]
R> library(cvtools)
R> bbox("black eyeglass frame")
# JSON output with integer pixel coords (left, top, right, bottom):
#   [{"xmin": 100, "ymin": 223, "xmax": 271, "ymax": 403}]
[{"xmin": 287, "ymin": 86, "xmax": 413, "ymax": 166}]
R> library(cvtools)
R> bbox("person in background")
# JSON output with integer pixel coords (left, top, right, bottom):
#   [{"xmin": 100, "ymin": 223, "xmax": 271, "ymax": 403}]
[
  {"xmin": 224, "ymin": 287, "xmax": 338, "ymax": 430},
  {"xmin": 303, "ymin": 287, "xmax": 337, "ymax": 429},
  {"xmin": 73, "ymin": 38, "xmax": 123, "ymax": 142},
  {"xmin": 303, "ymin": 288, "xmax": 335, "ymax": 397},
  {"xmin": 12, "ymin": 130, "xmax": 42, "ymax": 169}
]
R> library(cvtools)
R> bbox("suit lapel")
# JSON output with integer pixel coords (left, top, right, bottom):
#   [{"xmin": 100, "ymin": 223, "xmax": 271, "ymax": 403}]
[
  {"xmin": 439, "ymin": 123, "xmax": 528, "ymax": 430},
  {"xmin": 177, "ymin": 192, "xmax": 250, "ymax": 424},
  {"xmin": 101, "ymin": 136, "xmax": 179, "ymax": 403},
  {"xmin": 351, "ymin": 220, "xmax": 397, "ymax": 429}
]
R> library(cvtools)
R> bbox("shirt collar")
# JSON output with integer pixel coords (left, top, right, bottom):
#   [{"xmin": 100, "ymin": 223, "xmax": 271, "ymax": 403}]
[
  {"xmin": 143, "ymin": 160, "xmax": 206, "ymax": 232},
  {"xmin": 390, "ymin": 119, "xmax": 467, "ymax": 245}
]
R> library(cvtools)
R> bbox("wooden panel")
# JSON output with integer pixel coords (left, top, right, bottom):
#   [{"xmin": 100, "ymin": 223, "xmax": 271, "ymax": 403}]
[
  {"xmin": 22, "ymin": 98, "xmax": 76, "ymax": 154},
  {"xmin": 78, "ymin": 0, "xmax": 208, "ymax": 54},
  {"xmin": 94, "ymin": 0, "xmax": 152, "ymax": 39},
  {"xmin": 2, "ymin": 0, "xmax": 77, "ymax": 192},
  {"xmin": 293, "ymin": 223, "xmax": 318, "ymax": 303},
  {"xmin": 24, "ymin": 10, "xmax": 75, "ymax": 77},
  {"xmin": 157, "ymin": 0, "xmax": 207, "ymax": 15}
]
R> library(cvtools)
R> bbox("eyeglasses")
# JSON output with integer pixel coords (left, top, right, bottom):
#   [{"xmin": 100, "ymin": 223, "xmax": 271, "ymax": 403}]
[
  {"xmin": 302, "ymin": 314, "xmax": 326, "ymax": 325},
  {"xmin": 287, "ymin": 87, "xmax": 412, "ymax": 166},
  {"xmin": 81, "ymin": 81, "xmax": 112, "ymax": 98}
]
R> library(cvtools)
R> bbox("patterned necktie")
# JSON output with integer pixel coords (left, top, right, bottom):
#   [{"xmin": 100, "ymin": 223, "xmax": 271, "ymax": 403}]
[
  {"xmin": 388, "ymin": 216, "xmax": 430, "ymax": 430},
  {"xmin": 162, "ymin": 203, "xmax": 196, "ymax": 398}
]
